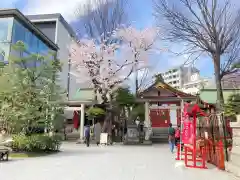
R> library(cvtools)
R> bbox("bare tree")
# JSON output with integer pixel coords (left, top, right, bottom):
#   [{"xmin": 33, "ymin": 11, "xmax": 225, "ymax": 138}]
[
  {"xmin": 153, "ymin": 0, "xmax": 240, "ymax": 109},
  {"xmin": 75, "ymin": 0, "xmax": 128, "ymax": 42}
]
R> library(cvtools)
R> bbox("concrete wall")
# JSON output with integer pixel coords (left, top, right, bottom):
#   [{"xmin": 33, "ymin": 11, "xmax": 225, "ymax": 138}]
[
  {"xmin": 55, "ymin": 20, "xmax": 81, "ymax": 100},
  {"xmin": 55, "ymin": 20, "xmax": 70, "ymax": 98},
  {"xmin": 33, "ymin": 22, "xmax": 56, "ymax": 42}
]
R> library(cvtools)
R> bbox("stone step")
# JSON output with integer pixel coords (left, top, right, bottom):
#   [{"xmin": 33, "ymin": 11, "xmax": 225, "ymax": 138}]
[
  {"xmin": 225, "ymin": 161, "xmax": 240, "ymax": 178},
  {"xmin": 152, "ymin": 133, "xmax": 168, "ymax": 139},
  {"xmin": 152, "ymin": 138, "xmax": 168, "ymax": 143},
  {"xmin": 152, "ymin": 132, "xmax": 168, "ymax": 135}
]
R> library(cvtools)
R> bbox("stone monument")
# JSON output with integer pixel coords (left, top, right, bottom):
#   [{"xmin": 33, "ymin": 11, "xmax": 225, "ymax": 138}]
[
  {"xmin": 123, "ymin": 124, "xmax": 140, "ymax": 144},
  {"xmin": 225, "ymin": 115, "xmax": 240, "ymax": 177}
]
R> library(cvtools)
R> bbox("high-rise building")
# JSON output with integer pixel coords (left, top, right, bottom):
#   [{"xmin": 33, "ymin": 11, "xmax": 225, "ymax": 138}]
[
  {"xmin": 0, "ymin": 9, "xmax": 58, "ymax": 62},
  {"xmin": 27, "ymin": 13, "xmax": 78, "ymax": 100},
  {"xmin": 161, "ymin": 66, "xmax": 199, "ymax": 89}
]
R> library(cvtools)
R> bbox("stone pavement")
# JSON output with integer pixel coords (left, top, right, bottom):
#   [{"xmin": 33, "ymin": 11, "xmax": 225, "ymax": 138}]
[{"xmin": 0, "ymin": 143, "xmax": 239, "ymax": 180}]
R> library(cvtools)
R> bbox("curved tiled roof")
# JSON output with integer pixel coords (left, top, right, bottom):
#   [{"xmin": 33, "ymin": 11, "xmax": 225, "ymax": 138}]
[
  {"xmin": 140, "ymin": 80, "xmax": 195, "ymax": 99},
  {"xmin": 155, "ymin": 81, "xmax": 195, "ymax": 97}
]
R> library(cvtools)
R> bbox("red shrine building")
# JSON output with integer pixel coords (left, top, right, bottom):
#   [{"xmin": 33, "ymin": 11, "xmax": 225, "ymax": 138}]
[{"xmin": 137, "ymin": 81, "xmax": 196, "ymax": 141}]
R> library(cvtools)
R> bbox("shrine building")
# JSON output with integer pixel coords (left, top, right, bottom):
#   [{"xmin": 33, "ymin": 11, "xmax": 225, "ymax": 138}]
[{"xmin": 137, "ymin": 81, "xmax": 196, "ymax": 142}]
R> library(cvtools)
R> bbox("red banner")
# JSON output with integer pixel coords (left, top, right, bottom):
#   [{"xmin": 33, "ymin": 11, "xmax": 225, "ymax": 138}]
[{"xmin": 182, "ymin": 120, "xmax": 193, "ymax": 144}]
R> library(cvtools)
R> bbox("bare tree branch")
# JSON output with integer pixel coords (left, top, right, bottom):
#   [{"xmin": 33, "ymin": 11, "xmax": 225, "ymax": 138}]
[
  {"xmin": 75, "ymin": 0, "xmax": 129, "ymax": 43},
  {"xmin": 153, "ymin": 0, "xmax": 240, "ymax": 107}
]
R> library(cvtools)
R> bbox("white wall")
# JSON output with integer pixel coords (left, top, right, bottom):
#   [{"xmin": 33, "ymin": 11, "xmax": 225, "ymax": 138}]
[
  {"xmin": 56, "ymin": 20, "xmax": 79, "ymax": 100},
  {"xmin": 56, "ymin": 20, "xmax": 69, "ymax": 96}
]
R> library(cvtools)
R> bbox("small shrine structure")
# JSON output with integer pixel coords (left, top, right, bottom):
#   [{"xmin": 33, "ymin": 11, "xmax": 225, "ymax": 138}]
[
  {"xmin": 176, "ymin": 100, "xmax": 231, "ymax": 170},
  {"xmin": 137, "ymin": 81, "xmax": 196, "ymax": 141}
]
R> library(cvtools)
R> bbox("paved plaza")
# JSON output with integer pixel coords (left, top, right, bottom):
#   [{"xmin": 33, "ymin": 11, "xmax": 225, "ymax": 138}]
[{"xmin": 0, "ymin": 143, "xmax": 238, "ymax": 180}]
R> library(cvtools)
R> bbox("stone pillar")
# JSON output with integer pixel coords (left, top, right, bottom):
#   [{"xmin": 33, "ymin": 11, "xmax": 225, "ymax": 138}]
[
  {"xmin": 144, "ymin": 102, "xmax": 152, "ymax": 143},
  {"xmin": 144, "ymin": 102, "xmax": 150, "ymax": 125},
  {"xmin": 79, "ymin": 104, "xmax": 85, "ymax": 141},
  {"xmin": 225, "ymin": 115, "xmax": 240, "ymax": 177}
]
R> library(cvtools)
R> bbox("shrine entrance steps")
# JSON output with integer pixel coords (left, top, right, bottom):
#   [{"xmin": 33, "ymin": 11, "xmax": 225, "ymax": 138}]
[{"xmin": 152, "ymin": 128, "xmax": 168, "ymax": 143}]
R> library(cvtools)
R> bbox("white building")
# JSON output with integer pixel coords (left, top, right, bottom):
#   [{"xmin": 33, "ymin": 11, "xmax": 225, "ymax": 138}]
[
  {"xmin": 161, "ymin": 66, "xmax": 199, "ymax": 89},
  {"xmin": 181, "ymin": 72, "xmax": 211, "ymax": 95}
]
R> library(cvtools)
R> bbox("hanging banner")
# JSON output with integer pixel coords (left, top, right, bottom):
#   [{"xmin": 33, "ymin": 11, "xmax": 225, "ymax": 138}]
[{"xmin": 182, "ymin": 120, "xmax": 193, "ymax": 144}]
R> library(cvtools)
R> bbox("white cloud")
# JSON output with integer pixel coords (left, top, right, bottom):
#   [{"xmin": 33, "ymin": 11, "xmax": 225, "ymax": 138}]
[{"xmin": 22, "ymin": 0, "xmax": 98, "ymax": 22}]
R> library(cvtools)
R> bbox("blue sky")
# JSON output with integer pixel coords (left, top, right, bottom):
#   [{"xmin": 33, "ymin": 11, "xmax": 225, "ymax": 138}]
[{"xmin": 1, "ymin": 0, "xmax": 217, "ymax": 78}]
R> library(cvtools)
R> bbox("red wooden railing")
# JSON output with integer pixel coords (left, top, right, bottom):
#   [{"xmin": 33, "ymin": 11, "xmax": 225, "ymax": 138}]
[{"xmin": 205, "ymin": 139, "xmax": 226, "ymax": 170}]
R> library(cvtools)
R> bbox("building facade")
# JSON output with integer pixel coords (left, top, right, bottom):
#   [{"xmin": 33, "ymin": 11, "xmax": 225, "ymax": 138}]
[
  {"xmin": 161, "ymin": 66, "xmax": 199, "ymax": 89},
  {"xmin": 0, "ymin": 9, "xmax": 58, "ymax": 62},
  {"xmin": 181, "ymin": 72, "xmax": 211, "ymax": 95},
  {"xmin": 27, "ymin": 13, "xmax": 97, "ymax": 141},
  {"xmin": 27, "ymin": 13, "xmax": 79, "ymax": 100}
]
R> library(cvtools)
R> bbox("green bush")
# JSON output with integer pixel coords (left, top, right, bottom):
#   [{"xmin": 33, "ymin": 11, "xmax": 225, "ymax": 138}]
[
  {"xmin": 87, "ymin": 107, "xmax": 106, "ymax": 119},
  {"xmin": 11, "ymin": 134, "xmax": 62, "ymax": 152}
]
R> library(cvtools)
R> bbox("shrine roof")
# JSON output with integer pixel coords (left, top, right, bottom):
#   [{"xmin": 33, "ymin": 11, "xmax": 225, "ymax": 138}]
[{"xmin": 138, "ymin": 81, "xmax": 196, "ymax": 100}]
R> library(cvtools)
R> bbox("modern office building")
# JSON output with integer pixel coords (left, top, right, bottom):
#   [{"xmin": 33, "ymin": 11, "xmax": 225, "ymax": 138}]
[
  {"xmin": 27, "ymin": 13, "xmax": 97, "ymax": 141},
  {"xmin": 161, "ymin": 65, "xmax": 199, "ymax": 89},
  {"xmin": 0, "ymin": 9, "xmax": 58, "ymax": 62},
  {"xmin": 27, "ymin": 13, "xmax": 79, "ymax": 101}
]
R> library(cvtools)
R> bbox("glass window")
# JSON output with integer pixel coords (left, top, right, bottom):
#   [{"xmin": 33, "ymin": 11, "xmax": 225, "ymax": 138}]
[
  {"xmin": 12, "ymin": 20, "xmax": 26, "ymax": 43},
  {"xmin": 38, "ymin": 40, "xmax": 49, "ymax": 55},
  {"xmin": 11, "ymin": 19, "xmax": 55, "ymax": 60},
  {"xmin": 0, "ymin": 50, "xmax": 4, "ymax": 61},
  {"xmin": 0, "ymin": 18, "xmax": 13, "ymax": 42},
  {"xmin": 0, "ymin": 43, "xmax": 11, "ymax": 62},
  {"xmin": 24, "ymin": 30, "xmax": 32, "ymax": 50},
  {"xmin": 29, "ymin": 34, "xmax": 39, "ymax": 54}
]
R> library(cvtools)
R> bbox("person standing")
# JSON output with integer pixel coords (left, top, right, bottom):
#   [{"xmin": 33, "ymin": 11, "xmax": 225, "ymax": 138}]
[
  {"xmin": 175, "ymin": 125, "xmax": 181, "ymax": 146},
  {"xmin": 85, "ymin": 125, "xmax": 91, "ymax": 147},
  {"xmin": 168, "ymin": 123, "xmax": 175, "ymax": 153}
]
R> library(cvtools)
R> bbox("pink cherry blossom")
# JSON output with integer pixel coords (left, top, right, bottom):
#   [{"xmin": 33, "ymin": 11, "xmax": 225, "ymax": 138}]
[{"xmin": 68, "ymin": 26, "xmax": 158, "ymax": 101}]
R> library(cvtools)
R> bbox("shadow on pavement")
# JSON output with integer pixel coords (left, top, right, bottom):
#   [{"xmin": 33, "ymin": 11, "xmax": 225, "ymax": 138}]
[
  {"xmin": 0, "ymin": 158, "xmax": 24, "ymax": 163},
  {"xmin": 49, "ymin": 149, "xmax": 107, "ymax": 157}
]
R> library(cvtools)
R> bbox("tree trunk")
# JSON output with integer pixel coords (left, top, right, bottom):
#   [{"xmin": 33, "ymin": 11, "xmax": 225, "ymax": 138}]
[
  {"xmin": 94, "ymin": 85, "xmax": 98, "ymax": 102},
  {"xmin": 213, "ymin": 54, "xmax": 224, "ymax": 110},
  {"xmin": 135, "ymin": 59, "xmax": 138, "ymax": 95},
  {"xmin": 213, "ymin": 53, "xmax": 228, "ymax": 161}
]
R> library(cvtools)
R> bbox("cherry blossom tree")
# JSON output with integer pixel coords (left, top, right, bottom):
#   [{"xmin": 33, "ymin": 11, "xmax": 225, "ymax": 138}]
[
  {"xmin": 69, "ymin": 26, "xmax": 158, "ymax": 101},
  {"xmin": 69, "ymin": 38, "xmax": 133, "ymax": 103},
  {"xmin": 116, "ymin": 27, "xmax": 158, "ymax": 94},
  {"xmin": 69, "ymin": 27, "xmax": 158, "ymax": 135}
]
